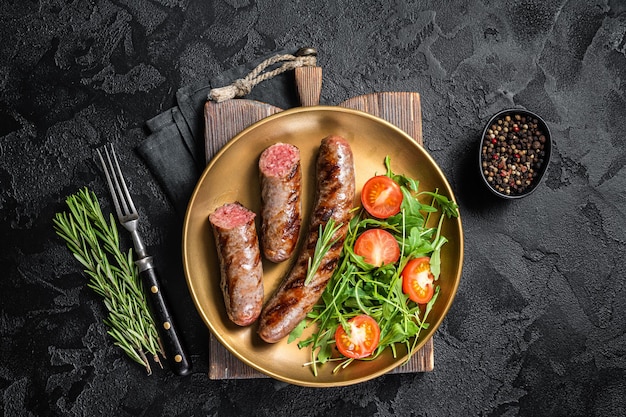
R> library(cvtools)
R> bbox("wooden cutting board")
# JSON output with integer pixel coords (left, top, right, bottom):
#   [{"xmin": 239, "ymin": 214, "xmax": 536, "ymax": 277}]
[{"xmin": 203, "ymin": 67, "xmax": 433, "ymax": 379}]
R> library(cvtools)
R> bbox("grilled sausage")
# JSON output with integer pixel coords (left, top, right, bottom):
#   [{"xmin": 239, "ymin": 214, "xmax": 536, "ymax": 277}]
[
  {"xmin": 258, "ymin": 135, "xmax": 355, "ymax": 343},
  {"xmin": 209, "ymin": 202, "xmax": 264, "ymax": 326},
  {"xmin": 258, "ymin": 143, "xmax": 302, "ymax": 262}
]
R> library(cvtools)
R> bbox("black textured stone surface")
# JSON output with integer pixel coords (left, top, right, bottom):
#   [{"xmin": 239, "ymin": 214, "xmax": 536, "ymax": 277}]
[{"xmin": 2, "ymin": 1, "xmax": 626, "ymax": 416}]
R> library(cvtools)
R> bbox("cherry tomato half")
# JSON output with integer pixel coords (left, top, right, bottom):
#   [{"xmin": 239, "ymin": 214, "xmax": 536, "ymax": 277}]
[
  {"xmin": 353, "ymin": 229, "xmax": 400, "ymax": 267},
  {"xmin": 401, "ymin": 257, "xmax": 435, "ymax": 304},
  {"xmin": 335, "ymin": 315, "xmax": 381, "ymax": 359},
  {"xmin": 360, "ymin": 175, "xmax": 403, "ymax": 219}
]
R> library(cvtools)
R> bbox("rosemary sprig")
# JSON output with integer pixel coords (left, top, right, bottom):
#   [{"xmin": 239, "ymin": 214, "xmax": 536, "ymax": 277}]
[
  {"xmin": 53, "ymin": 187, "xmax": 163, "ymax": 374},
  {"xmin": 305, "ymin": 219, "xmax": 343, "ymax": 286}
]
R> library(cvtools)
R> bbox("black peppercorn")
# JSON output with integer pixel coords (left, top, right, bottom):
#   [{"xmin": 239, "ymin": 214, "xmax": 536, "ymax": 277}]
[{"xmin": 481, "ymin": 111, "xmax": 549, "ymax": 196}]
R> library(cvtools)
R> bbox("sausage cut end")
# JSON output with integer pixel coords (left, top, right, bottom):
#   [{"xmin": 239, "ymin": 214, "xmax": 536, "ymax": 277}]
[
  {"xmin": 259, "ymin": 142, "xmax": 300, "ymax": 177},
  {"xmin": 209, "ymin": 202, "xmax": 256, "ymax": 229}
]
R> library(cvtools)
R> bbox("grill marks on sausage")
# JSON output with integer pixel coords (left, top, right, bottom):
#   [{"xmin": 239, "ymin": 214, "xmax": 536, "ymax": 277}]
[
  {"xmin": 209, "ymin": 202, "xmax": 264, "ymax": 327},
  {"xmin": 260, "ymin": 296, "xmax": 300, "ymax": 329},
  {"xmin": 258, "ymin": 135, "xmax": 355, "ymax": 343},
  {"xmin": 216, "ymin": 232, "xmax": 261, "ymax": 270}
]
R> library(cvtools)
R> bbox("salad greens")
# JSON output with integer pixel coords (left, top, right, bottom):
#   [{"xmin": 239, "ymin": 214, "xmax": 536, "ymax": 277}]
[{"xmin": 290, "ymin": 157, "xmax": 459, "ymax": 376}]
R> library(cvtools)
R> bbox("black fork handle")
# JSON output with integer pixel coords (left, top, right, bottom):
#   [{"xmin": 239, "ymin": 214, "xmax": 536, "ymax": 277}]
[{"xmin": 136, "ymin": 257, "xmax": 192, "ymax": 376}]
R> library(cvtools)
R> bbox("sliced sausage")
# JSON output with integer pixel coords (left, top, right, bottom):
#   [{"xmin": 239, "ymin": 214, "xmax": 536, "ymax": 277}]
[
  {"xmin": 258, "ymin": 142, "xmax": 302, "ymax": 262},
  {"xmin": 258, "ymin": 135, "xmax": 355, "ymax": 343},
  {"xmin": 209, "ymin": 202, "xmax": 264, "ymax": 326}
]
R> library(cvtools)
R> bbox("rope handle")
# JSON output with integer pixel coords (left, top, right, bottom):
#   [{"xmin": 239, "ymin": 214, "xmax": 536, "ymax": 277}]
[{"xmin": 207, "ymin": 47, "xmax": 318, "ymax": 102}]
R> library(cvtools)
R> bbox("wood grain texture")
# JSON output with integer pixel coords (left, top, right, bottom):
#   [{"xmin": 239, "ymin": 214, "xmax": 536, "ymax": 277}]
[
  {"xmin": 203, "ymin": 91, "xmax": 434, "ymax": 379},
  {"xmin": 204, "ymin": 100, "xmax": 283, "ymax": 164},
  {"xmin": 339, "ymin": 92, "xmax": 423, "ymax": 146},
  {"xmin": 294, "ymin": 66, "xmax": 322, "ymax": 107}
]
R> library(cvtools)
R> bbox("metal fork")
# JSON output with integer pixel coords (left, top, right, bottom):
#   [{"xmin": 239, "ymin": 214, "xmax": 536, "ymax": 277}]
[{"xmin": 97, "ymin": 143, "xmax": 192, "ymax": 376}]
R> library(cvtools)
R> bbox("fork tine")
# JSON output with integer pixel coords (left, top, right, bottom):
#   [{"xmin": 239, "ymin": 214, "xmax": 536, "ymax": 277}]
[
  {"xmin": 96, "ymin": 147, "xmax": 123, "ymax": 220},
  {"xmin": 106, "ymin": 144, "xmax": 137, "ymax": 216},
  {"xmin": 96, "ymin": 144, "xmax": 137, "ymax": 221}
]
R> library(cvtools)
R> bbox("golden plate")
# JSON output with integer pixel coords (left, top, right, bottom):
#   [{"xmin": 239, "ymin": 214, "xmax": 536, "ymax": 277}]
[{"xmin": 182, "ymin": 106, "xmax": 464, "ymax": 387}]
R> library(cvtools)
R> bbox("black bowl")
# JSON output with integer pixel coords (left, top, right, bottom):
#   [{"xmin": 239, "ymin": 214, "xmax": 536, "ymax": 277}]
[{"xmin": 478, "ymin": 108, "xmax": 552, "ymax": 199}]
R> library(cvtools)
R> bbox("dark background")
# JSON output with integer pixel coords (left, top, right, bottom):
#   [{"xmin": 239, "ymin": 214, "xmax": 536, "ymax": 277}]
[{"xmin": 2, "ymin": 0, "xmax": 626, "ymax": 416}]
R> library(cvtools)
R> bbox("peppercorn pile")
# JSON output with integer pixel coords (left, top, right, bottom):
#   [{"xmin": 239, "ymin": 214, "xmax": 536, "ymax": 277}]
[{"xmin": 480, "ymin": 113, "xmax": 548, "ymax": 196}]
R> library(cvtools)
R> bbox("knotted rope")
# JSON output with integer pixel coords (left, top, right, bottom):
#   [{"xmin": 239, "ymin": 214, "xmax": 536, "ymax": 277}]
[{"xmin": 207, "ymin": 51, "xmax": 317, "ymax": 102}]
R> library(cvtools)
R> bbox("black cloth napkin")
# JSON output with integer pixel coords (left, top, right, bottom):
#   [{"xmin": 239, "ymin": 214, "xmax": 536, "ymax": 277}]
[{"xmin": 137, "ymin": 49, "xmax": 301, "ymax": 215}]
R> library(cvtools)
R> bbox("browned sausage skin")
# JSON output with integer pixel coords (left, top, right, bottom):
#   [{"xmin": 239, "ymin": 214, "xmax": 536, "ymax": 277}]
[
  {"xmin": 258, "ymin": 143, "xmax": 302, "ymax": 263},
  {"xmin": 258, "ymin": 135, "xmax": 355, "ymax": 343},
  {"xmin": 209, "ymin": 202, "xmax": 264, "ymax": 326}
]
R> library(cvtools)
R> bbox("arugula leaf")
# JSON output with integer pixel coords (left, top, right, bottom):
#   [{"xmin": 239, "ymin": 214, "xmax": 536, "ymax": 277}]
[
  {"xmin": 288, "ymin": 319, "xmax": 308, "ymax": 343},
  {"xmin": 418, "ymin": 191, "xmax": 459, "ymax": 218}
]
